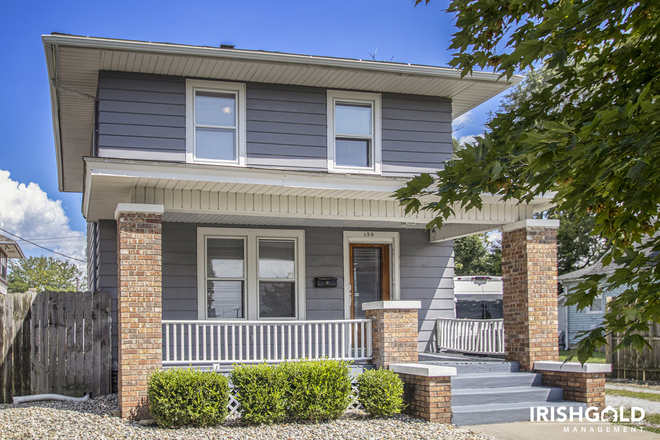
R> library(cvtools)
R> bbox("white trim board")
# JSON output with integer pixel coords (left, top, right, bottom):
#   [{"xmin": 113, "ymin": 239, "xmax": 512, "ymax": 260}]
[
  {"xmin": 327, "ymin": 90, "xmax": 382, "ymax": 175},
  {"xmin": 342, "ymin": 231, "xmax": 400, "ymax": 319},
  {"xmin": 197, "ymin": 227, "xmax": 306, "ymax": 321},
  {"xmin": 185, "ymin": 79, "xmax": 247, "ymax": 167}
]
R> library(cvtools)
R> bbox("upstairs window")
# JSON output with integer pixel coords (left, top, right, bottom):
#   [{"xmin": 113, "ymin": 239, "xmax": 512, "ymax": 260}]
[
  {"xmin": 327, "ymin": 90, "xmax": 381, "ymax": 174},
  {"xmin": 186, "ymin": 80, "xmax": 246, "ymax": 166}
]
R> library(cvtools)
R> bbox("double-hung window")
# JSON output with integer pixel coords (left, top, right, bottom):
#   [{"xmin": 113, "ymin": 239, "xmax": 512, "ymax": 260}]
[
  {"xmin": 186, "ymin": 79, "xmax": 246, "ymax": 166},
  {"xmin": 327, "ymin": 90, "xmax": 381, "ymax": 174},
  {"xmin": 0, "ymin": 251, "xmax": 6, "ymax": 281},
  {"xmin": 198, "ymin": 228, "xmax": 306, "ymax": 320}
]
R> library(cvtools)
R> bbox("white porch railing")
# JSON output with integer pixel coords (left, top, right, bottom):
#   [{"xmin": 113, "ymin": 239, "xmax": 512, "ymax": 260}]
[
  {"xmin": 436, "ymin": 318, "xmax": 505, "ymax": 355},
  {"xmin": 162, "ymin": 319, "xmax": 372, "ymax": 365}
]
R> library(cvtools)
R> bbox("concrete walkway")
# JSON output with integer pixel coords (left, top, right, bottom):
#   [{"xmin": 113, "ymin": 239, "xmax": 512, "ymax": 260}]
[{"xmin": 465, "ymin": 421, "xmax": 659, "ymax": 439}]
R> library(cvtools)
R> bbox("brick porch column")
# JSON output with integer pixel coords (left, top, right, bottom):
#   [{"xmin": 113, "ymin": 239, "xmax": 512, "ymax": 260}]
[
  {"xmin": 363, "ymin": 301, "xmax": 421, "ymax": 368},
  {"xmin": 390, "ymin": 364, "xmax": 457, "ymax": 423},
  {"xmin": 501, "ymin": 219, "xmax": 560, "ymax": 371},
  {"xmin": 115, "ymin": 203, "xmax": 164, "ymax": 420}
]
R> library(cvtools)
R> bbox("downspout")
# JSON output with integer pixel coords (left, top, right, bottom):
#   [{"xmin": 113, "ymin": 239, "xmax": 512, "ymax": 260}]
[{"xmin": 13, "ymin": 393, "xmax": 90, "ymax": 405}]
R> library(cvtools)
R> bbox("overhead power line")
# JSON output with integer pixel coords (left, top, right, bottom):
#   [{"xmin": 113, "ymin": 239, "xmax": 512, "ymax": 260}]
[{"xmin": 0, "ymin": 227, "xmax": 86, "ymax": 263}]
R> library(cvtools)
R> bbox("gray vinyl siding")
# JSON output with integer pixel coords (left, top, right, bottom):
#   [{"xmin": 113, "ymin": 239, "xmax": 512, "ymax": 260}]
[
  {"xmin": 245, "ymin": 83, "xmax": 328, "ymax": 171},
  {"xmin": 398, "ymin": 231, "xmax": 454, "ymax": 351},
  {"xmin": 95, "ymin": 220, "xmax": 118, "ymax": 370},
  {"xmin": 96, "ymin": 71, "xmax": 186, "ymax": 162},
  {"xmin": 86, "ymin": 222, "xmax": 98, "ymax": 292},
  {"xmin": 381, "ymin": 93, "xmax": 453, "ymax": 177},
  {"xmin": 561, "ymin": 281, "xmax": 623, "ymax": 347},
  {"xmin": 95, "ymin": 72, "xmax": 452, "ymax": 176}
]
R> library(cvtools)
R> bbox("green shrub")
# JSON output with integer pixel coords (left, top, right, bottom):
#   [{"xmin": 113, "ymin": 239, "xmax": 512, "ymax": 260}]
[
  {"xmin": 357, "ymin": 368, "xmax": 405, "ymax": 417},
  {"xmin": 147, "ymin": 368, "xmax": 229, "ymax": 428},
  {"xmin": 230, "ymin": 363, "xmax": 288, "ymax": 425},
  {"xmin": 282, "ymin": 359, "xmax": 352, "ymax": 422}
]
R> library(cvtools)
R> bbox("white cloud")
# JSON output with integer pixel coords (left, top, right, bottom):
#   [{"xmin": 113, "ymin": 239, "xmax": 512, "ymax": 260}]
[
  {"xmin": 486, "ymin": 231, "xmax": 502, "ymax": 243},
  {"xmin": 457, "ymin": 134, "xmax": 482, "ymax": 146},
  {"xmin": 452, "ymin": 110, "xmax": 473, "ymax": 130},
  {"xmin": 0, "ymin": 170, "xmax": 85, "ymax": 268}
]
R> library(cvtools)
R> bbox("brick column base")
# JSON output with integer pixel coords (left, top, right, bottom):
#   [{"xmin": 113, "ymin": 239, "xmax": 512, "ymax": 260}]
[
  {"xmin": 390, "ymin": 364, "xmax": 456, "ymax": 423},
  {"xmin": 535, "ymin": 362, "xmax": 611, "ymax": 412},
  {"xmin": 116, "ymin": 204, "xmax": 164, "ymax": 420},
  {"xmin": 364, "ymin": 301, "xmax": 421, "ymax": 369},
  {"xmin": 501, "ymin": 220, "xmax": 560, "ymax": 371}
]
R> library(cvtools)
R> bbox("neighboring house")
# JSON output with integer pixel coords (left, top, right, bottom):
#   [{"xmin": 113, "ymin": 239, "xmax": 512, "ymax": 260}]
[
  {"xmin": 43, "ymin": 34, "xmax": 559, "ymax": 417},
  {"xmin": 558, "ymin": 260, "xmax": 621, "ymax": 348},
  {"xmin": 0, "ymin": 234, "xmax": 26, "ymax": 294},
  {"xmin": 453, "ymin": 276, "xmax": 502, "ymax": 319}
]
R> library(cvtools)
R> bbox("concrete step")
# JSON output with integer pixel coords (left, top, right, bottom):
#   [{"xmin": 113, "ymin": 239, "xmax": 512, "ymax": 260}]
[
  {"xmin": 452, "ymin": 385, "xmax": 564, "ymax": 406},
  {"xmin": 451, "ymin": 401, "xmax": 588, "ymax": 426},
  {"xmin": 451, "ymin": 372, "xmax": 542, "ymax": 390}
]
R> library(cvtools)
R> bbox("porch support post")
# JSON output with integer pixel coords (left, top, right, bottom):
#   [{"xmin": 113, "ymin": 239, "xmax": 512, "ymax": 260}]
[
  {"xmin": 115, "ymin": 203, "xmax": 164, "ymax": 420},
  {"xmin": 501, "ymin": 219, "xmax": 560, "ymax": 371},
  {"xmin": 363, "ymin": 301, "xmax": 421, "ymax": 368}
]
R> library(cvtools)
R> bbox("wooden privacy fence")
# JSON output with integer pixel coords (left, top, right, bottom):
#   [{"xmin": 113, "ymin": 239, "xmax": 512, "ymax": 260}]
[
  {"xmin": 0, "ymin": 291, "xmax": 111, "ymax": 403},
  {"xmin": 607, "ymin": 321, "xmax": 660, "ymax": 381}
]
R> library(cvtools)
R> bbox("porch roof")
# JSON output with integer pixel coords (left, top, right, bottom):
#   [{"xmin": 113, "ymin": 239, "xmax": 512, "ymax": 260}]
[
  {"xmin": 84, "ymin": 157, "xmax": 555, "ymax": 232},
  {"xmin": 42, "ymin": 33, "xmax": 522, "ymax": 193}
]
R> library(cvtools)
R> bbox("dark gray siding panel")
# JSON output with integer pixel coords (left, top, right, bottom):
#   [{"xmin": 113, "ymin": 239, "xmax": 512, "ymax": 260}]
[
  {"xmin": 95, "ymin": 72, "xmax": 454, "ymax": 177},
  {"xmin": 162, "ymin": 223, "xmax": 198, "ymax": 320},
  {"xmin": 97, "ymin": 71, "xmax": 186, "ymax": 161},
  {"xmin": 96, "ymin": 220, "xmax": 118, "ymax": 371},
  {"xmin": 399, "ymin": 231, "xmax": 454, "ymax": 352},
  {"xmin": 381, "ymin": 93, "xmax": 453, "ymax": 177},
  {"xmin": 246, "ymin": 83, "xmax": 327, "ymax": 171}
]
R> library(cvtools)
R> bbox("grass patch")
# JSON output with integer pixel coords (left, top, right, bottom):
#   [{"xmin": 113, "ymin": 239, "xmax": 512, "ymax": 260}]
[
  {"xmin": 612, "ymin": 408, "xmax": 660, "ymax": 435},
  {"xmin": 606, "ymin": 388, "xmax": 660, "ymax": 402},
  {"xmin": 558, "ymin": 351, "xmax": 606, "ymax": 363}
]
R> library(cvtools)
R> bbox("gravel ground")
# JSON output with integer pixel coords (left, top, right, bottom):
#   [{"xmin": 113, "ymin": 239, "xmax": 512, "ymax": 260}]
[
  {"xmin": 0, "ymin": 395, "xmax": 497, "ymax": 440},
  {"xmin": 607, "ymin": 383, "xmax": 660, "ymax": 395},
  {"xmin": 606, "ymin": 383, "xmax": 660, "ymax": 415}
]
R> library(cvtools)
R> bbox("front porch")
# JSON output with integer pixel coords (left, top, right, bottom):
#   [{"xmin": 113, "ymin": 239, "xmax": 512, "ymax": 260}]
[{"xmin": 102, "ymin": 180, "xmax": 559, "ymax": 419}]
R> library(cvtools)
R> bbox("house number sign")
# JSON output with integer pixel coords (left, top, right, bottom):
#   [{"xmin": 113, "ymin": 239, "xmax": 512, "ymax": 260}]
[{"xmin": 363, "ymin": 232, "xmax": 375, "ymax": 237}]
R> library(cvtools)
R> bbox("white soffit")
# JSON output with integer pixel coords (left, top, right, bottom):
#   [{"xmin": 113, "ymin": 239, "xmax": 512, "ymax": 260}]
[
  {"xmin": 83, "ymin": 158, "xmax": 554, "ymax": 225},
  {"xmin": 43, "ymin": 34, "xmax": 522, "ymax": 193}
]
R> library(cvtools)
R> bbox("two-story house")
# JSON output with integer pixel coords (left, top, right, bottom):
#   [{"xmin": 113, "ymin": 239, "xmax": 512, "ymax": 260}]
[{"xmin": 43, "ymin": 34, "xmax": 561, "ymax": 419}]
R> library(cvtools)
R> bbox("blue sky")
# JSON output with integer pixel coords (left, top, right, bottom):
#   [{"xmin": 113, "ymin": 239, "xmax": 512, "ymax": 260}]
[{"xmin": 0, "ymin": 0, "xmax": 506, "ymax": 263}]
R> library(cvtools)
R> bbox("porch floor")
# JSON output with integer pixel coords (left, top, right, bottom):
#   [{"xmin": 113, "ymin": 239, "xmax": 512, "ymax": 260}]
[{"xmin": 419, "ymin": 351, "xmax": 515, "ymax": 374}]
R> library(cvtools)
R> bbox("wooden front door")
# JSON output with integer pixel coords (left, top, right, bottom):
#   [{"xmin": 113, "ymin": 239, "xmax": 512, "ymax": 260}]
[{"xmin": 349, "ymin": 243, "xmax": 390, "ymax": 319}]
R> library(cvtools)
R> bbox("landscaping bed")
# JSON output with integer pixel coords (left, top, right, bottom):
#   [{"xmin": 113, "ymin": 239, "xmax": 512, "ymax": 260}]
[{"xmin": 0, "ymin": 394, "xmax": 497, "ymax": 440}]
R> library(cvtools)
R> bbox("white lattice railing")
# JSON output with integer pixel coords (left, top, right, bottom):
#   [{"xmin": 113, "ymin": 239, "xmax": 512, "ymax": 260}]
[
  {"xmin": 436, "ymin": 318, "xmax": 505, "ymax": 355},
  {"xmin": 162, "ymin": 319, "xmax": 373, "ymax": 365},
  {"xmin": 226, "ymin": 380, "xmax": 363, "ymax": 417}
]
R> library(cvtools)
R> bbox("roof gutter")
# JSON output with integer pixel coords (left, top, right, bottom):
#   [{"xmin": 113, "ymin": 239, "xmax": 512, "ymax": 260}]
[{"xmin": 41, "ymin": 34, "xmax": 523, "ymax": 85}]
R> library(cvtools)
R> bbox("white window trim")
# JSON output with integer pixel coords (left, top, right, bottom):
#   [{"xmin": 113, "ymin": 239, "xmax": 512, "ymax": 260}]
[
  {"xmin": 587, "ymin": 293, "xmax": 604, "ymax": 314},
  {"xmin": 342, "ymin": 231, "xmax": 400, "ymax": 319},
  {"xmin": 186, "ymin": 79, "xmax": 247, "ymax": 167},
  {"xmin": 327, "ymin": 90, "xmax": 382, "ymax": 175},
  {"xmin": 197, "ymin": 227, "xmax": 306, "ymax": 321}
]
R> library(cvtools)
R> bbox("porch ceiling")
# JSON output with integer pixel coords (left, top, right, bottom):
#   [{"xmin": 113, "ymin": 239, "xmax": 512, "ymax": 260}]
[
  {"xmin": 43, "ymin": 34, "xmax": 522, "ymax": 193},
  {"xmin": 84, "ymin": 158, "xmax": 555, "ymax": 229}
]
